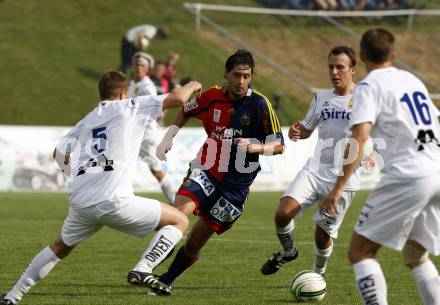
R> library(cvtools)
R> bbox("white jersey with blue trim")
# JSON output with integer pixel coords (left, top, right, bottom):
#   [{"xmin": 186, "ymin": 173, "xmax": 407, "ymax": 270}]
[
  {"xmin": 301, "ymin": 89, "xmax": 361, "ymax": 190},
  {"xmin": 351, "ymin": 67, "xmax": 440, "ymax": 179},
  {"xmin": 128, "ymin": 77, "xmax": 161, "ymax": 140},
  {"xmin": 57, "ymin": 95, "xmax": 166, "ymax": 208}
]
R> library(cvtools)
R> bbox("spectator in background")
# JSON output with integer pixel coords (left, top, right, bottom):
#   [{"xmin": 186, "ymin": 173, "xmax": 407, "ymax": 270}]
[
  {"xmin": 337, "ymin": 0, "xmax": 357, "ymax": 10},
  {"xmin": 129, "ymin": 53, "xmax": 175, "ymax": 205},
  {"xmin": 151, "ymin": 60, "xmax": 173, "ymax": 95},
  {"xmin": 129, "ymin": 52, "xmax": 156, "ymax": 97},
  {"xmin": 164, "ymin": 52, "xmax": 180, "ymax": 90},
  {"xmin": 314, "ymin": 0, "xmax": 338, "ymax": 10},
  {"xmin": 118, "ymin": 24, "xmax": 169, "ymax": 73}
]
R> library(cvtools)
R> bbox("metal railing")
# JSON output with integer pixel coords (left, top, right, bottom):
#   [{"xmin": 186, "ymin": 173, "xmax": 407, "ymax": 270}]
[{"xmin": 183, "ymin": 2, "xmax": 440, "ymax": 99}]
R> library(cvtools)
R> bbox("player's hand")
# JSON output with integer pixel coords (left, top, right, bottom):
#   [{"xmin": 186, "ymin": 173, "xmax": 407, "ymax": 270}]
[
  {"xmin": 288, "ymin": 122, "xmax": 302, "ymax": 141},
  {"xmin": 234, "ymin": 138, "xmax": 252, "ymax": 153},
  {"xmin": 189, "ymin": 81, "xmax": 202, "ymax": 97},
  {"xmin": 156, "ymin": 125, "xmax": 180, "ymax": 161},
  {"xmin": 319, "ymin": 188, "xmax": 343, "ymax": 216},
  {"xmin": 361, "ymin": 156, "xmax": 376, "ymax": 170},
  {"xmin": 156, "ymin": 138, "xmax": 173, "ymax": 161}
]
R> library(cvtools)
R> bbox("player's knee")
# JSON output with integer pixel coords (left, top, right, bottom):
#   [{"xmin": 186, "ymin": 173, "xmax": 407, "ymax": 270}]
[
  {"xmin": 50, "ymin": 237, "xmax": 74, "ymax": 259},
  {"xmin": 315, "ymin": 226, "xmax": 331, "ymax": 249},
  {"xmin": 402, "ymin": 243, "xmax": 429, "ymax": 269},
  {"xmin": 274, "ymin": 197, "xmax": 300, "ymax": 226},
  {"xmin": 174, "ymin": 210, "xmax": 189, "ymax": 232}
]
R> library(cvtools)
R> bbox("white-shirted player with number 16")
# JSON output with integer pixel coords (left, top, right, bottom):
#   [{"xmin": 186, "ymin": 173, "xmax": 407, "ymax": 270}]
[
  {"xmin": 0, "ymin": 71, "xmax": 202, "ymax": 305},
  {"xmin": 321, "ymin": 28, "xmax": 440, "ymax": 305}
]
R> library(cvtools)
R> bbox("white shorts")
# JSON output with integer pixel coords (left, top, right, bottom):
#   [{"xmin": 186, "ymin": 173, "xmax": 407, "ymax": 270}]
[
  {"xmin": 139, "ymin": 138, "xmax": 162, "ymax": 171},
  {"xmin": 61, "ymin": 196, "xmax": 161, "ymax": 246},
  {"xmin": 283, "ymin": 169, "xmax": 356, "ymax": 238},
  {"xmin": 355, "ymin": 171, "xmax": 440, "ymax": 255}
]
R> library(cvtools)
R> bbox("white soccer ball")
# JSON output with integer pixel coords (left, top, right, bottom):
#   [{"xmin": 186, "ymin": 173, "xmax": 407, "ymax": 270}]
[{"xmin": 290, "ymin": 270, "xmax": 326, "ymax": 303}]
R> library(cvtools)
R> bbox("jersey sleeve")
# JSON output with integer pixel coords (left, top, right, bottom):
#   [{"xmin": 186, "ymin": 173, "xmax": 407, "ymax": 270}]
[
  {"xmin": 182, "ymin": 89, "xmax": 211, "ymax": 119},
  {"xmin": 350, "ymin": 82, "xmax": 379, "ymax": 129},
  {"xmin": 431, "ymin": 103, "xmax": 440, "ymax": 117},
  {"xmin": 301, "ymin": 94, "xmax": 319, "ymax": 131},
  {"xmin": 127, "ymin": 94, "xmax": 166, "ymax": 124},
  {"xmin": 138, "ymin": 81, "xmax": 157, "ymax": 96},
  {"xmin": 56, "ymin": 118, "xmax": 84, "ymax": 155},
  {"xmin": 259, "ymin": 97, "xmax": 284, "ymax": 144}
]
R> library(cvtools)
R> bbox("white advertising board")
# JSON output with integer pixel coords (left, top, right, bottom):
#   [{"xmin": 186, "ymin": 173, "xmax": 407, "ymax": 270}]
[{"xmin": 0, "ymin": 126, "xmax": 380, "ymax": 192}]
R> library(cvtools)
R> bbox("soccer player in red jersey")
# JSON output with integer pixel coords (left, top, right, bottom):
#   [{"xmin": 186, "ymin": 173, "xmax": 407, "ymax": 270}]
[{"xmin": 128, "ymin": 50, "xmax": 285, "ymax": 295}]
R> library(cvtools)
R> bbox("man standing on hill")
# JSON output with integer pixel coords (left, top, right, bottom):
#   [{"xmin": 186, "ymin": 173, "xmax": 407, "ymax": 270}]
[
  {"xmin": 321, "ymin": 27, "xmax": 440, "ymax": 305},
  {"xmin": 118, "ymin": 24, "xmax": 169, "ymax": 73},
  {"xmin": 0, "ymin": 71, "xmax": 202, "ymax": 305}
]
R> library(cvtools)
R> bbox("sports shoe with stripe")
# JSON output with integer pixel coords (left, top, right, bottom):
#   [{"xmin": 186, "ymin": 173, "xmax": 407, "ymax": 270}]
[
  {"xmin": 127, "ymin": 271, "xmax": 159, "ymax": 288},
  {"xmin": 260, "ymin": 248, "xmax": 299, "ymax": 275},
  {"xmin": 0, "ymin": 295, "xmax": 16, "ymax": 305},
  {"xmin": 149, "ymin": 281, "xmax": 172, "ymax": 296}
]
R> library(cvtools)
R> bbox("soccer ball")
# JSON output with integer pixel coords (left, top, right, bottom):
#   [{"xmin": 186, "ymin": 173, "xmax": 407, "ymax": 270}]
[{"xmin": 290, "ymin": 271, "xmax": 326, "ymax": 303}]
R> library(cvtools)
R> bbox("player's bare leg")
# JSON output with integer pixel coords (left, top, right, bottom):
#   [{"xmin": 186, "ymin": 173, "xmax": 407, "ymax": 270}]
[
  {"xmin": 261, "ymin": 196, "xmax": 300, "ymax": 275},
  {"xmin": 156, "ymin": 218, "xmax": 215, "ymax": 295},
  {"xmin": 173, "ymin": 194, "xmax": 197, "ymax": 216},
  {"xmin": 2, "ymin": 237, "xmax": 75, "ymax": 304},
  {"xmin": 404, "ymin": 240, "xmax": 440, "ymax": 305},
  {"xmin": 128, "ymin": 202, "xmax": 188, "ymax": 289},
  {"xmin": 312, "ymin": 225, "xmax": 333, "ymax": 276},
  {"xmin": 349, "ymin": 232, "xmax": 387, "ymax": 305}
]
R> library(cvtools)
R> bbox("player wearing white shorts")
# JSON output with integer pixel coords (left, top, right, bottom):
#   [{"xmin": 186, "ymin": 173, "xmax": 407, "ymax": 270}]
[
  {"xmin": 0, "ymin": 71, "xmax": 202, "ymax": 305},
  {"xmin": 130, "ymin": 52, "xmax": 175, "ymax": 204},
  {"xmin": 261, "ymin": 46, "xmax": 375, "ymax": 276},
  {"xmin": 321, "ymin": 28, "xmax": 440, "ymax": 305}
]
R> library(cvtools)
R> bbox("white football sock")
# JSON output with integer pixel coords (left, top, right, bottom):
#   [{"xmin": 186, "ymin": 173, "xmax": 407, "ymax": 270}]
[
  {"xmin": 353, "ymin": 258, "xmax": 388, "ymax": 305},
  {"xmin": 276, "ymin": 220, "xmax": 296, "ymax": 255},
  {"xmin": 411, "ymin": 260, "xmax": 440, "ymax": 305},
  {"xmin": 312, "ymin": 241, "xmax": 333, "ymax": 275},
  {"xmin": 133, "ymin": 225, "xmax": 182, "ymax": 273},
  {"xmin": 160, "ymin": 175, "xmax": 175, "ymax": 204},
  {"xmin": 5, "ymin": 246, "xmax": 60, "ymax": 303}
]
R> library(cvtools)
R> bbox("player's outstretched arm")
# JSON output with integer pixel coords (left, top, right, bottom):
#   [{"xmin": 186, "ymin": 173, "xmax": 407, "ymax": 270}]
[
  {"xmin": 53, "ymin": 148, "xmax": 71, "ymax": 176},
  {"xmin": 162, "ymin": 81, "xmax": 202, "ymax": 110},
  {"xmin": 156, "ymin": 108, "xmax": 190, "ymax": 161},
  {"xmin": 234, "ymin": 138, "xmax": 285, "ymax": 155}
]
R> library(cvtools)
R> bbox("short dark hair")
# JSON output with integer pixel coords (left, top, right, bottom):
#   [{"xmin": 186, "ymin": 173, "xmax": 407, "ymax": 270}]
[
  {"xmin": 360, "ymin": 28, "xmax": 395, "ymax": 64},
  {"xmin": 156, "ymin": 26, "xmax": 170, "ymax": 39},
  {"xmin": 225, "ymin": 49, "xmax": 255, "ymax": 73},
  {"xmin": 98, "ymin": 71, "xmax": 129, "ymax": 100},
  {"xmin": 328, "ymin": 45, "xmax": 356, "ymax": 67}
]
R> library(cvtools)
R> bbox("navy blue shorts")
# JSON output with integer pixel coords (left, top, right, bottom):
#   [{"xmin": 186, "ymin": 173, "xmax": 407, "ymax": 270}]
[{"xmin": 177, "ymin": 168, "xmax": 246, "ymax": 234}]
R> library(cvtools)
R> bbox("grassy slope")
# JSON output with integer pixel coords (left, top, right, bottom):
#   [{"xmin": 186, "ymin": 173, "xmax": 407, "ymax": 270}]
[
  {"xmin": 0, "ymin": 0, "xmax": 282, "ymax": 126},
  {"xmin": 1, "ymin": 191, "xmax": 439, "ymax": 305},
  {"xmin": 0, "ymin": 0, "xmax": 438, "ymax": 126}
]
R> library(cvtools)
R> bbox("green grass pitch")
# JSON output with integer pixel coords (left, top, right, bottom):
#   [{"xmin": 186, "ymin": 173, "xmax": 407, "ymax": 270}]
[{"xmin": 0, "ymin": 191, "xmax": 438, "ymax": 305}]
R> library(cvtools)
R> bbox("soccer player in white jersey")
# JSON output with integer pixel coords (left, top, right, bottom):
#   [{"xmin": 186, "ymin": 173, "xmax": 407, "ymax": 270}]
[
  {"xmin": 321, "ymin": 28, "xmax": 440, "ymax": 305},
  {"xmin": 261, "ymin": 46, "xmax": 375, "ymax": 276},
  {"xmin": 0, "ymin": 71, "xmax": 202, "ymax": 305},
  {"xmin": 130, "ymin": 52, "xmax": 175, "ymax": 204}
]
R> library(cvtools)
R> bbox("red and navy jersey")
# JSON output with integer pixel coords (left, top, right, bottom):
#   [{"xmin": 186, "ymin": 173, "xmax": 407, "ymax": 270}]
[{"xmin": 183, "ymin": 86, "xmax": 284, "ymax": 200}]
